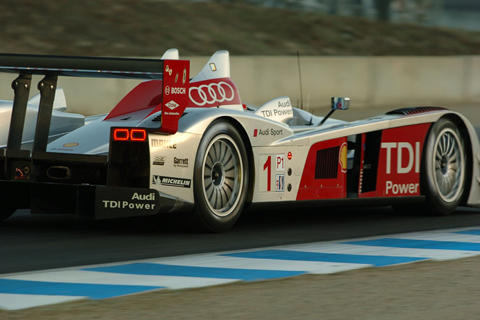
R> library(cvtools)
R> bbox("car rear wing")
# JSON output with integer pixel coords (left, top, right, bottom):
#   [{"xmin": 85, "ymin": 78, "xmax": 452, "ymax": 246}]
[{"xmin": 0, "ymin": 53, "xmax": 190, "ymax": 154}]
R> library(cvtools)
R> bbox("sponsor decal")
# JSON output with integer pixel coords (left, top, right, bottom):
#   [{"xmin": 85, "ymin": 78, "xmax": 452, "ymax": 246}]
[
  {"xmin": 380, "ymin": 139, "xmax": 424, "ymax": 196},
  {"xmin": 151, "ymin": 139, "xmax": 177, "ymax": 149},
  {"xmin": 173, "ymin": 157, "xmax": 188, "ymax": 168},
  {"xmin": 259, "ymin": 108, "xmax": 293, "ymax": 118},
  {"xmin": 381, "ymin": 142, "xmax": 420, "ymax": 174},
  {"xmin": 260, "ymin": 154, "xmax": 286, "ymax": 192},
  {"xmin": 50, "ymin": 147, "xmax": 74, "ymax": 152},
  {"xmin": 385, "ymin": 181, "xmax": 419, "ymax": 195},
  {"xmin": 153, "ymin": 156, "xmax": 166, "ymax": 166},
  {"xmin": 166, "ymin": 87, "xmax": 186, "ymax": 95},
  {"xmin": 165, "ymin": 65, "xmax": 172, "ymax": 76},
  {"xmin": 182, "ymin": 68, "xmax": 187, "ymax": 84},
  {"xmin": 258, "ymin": 100, "xmax": 293, "ymax": 118},
  {"xmin": 276, "ymin": 154, "xmax": 285, "ymax": 171},
  {"xmin": 189, "ymin": 81, "xmax": 234, "ymax": 106},
  {"xmin": 278, "ymin": 100, "xmax": 292, "ymax": 108},
  {"xmin": 175, "ymin": 73, "xmax": 179, "ymax": 83},
  {"xmin": 276, "ymin": 174, "xmax": 285, "ymax": 192},
  {"xmin": 171, "ymin": 87, "xmax": 186, "ymax": 94},
  {"xmin": 63, "ymin": 142, "xmax": 79, "ymax": 148},
  {"xmin": 339, "ymin": 142, "xmax": 347, "ymax": 173},
  {"xmin": 253, "ymin": 128, "xmax": 284, "ymax": 137},
  {"xmin": 165, "ymin": 100, "xmax": 179, "ymax": 110},
  {"xmin": 152, "ymin": 175, "xmax": 191, "ymax": 188},
  {"xmin": 209, "ymin": 63, "xmax": 217, "ymax": 71},
  {"xmin": 102, "ymin": 192, "xmax": 157, "ymax": 210}
]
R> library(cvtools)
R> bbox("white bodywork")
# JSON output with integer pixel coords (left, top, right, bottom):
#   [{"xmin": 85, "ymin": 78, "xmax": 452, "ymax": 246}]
[
  {"xmin": 0, "ymin": 88, "xmax": 84, "ymax": 149},
  {"xmin": 147, "ymin": 105, "xmax": 480, "ymax": 208}
]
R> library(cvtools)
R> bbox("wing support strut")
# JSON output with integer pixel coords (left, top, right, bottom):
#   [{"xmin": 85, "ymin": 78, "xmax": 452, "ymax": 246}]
[
  {"xmin": 4, "ymin": 73, "xmax": 59, "ymax": 180},
  {"xmin": 33, "ymin": 74, "xmax": 58, "ymax": 153},
  {"xmin": 7, "ymin": 74, "xmax": 32, "ymax": 151}
]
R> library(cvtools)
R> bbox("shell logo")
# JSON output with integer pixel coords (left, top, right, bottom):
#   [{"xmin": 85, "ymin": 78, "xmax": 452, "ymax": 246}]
[
  {"xmin": 63, "ymin": 142, "xmax": 79, "ymax": 148},
  {"xmin": 339, "ymin": 142, "xmax": 347, "ymax": 173}
]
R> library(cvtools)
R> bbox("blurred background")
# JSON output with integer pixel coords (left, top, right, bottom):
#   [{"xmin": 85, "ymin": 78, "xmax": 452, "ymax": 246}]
[
  {"xmin": 0, "ymin": 0, "xmax": 479, "ymax": 120},
  {"xmin": 201, "ymin": 0, "xmax": 480, "ymax": 31}
]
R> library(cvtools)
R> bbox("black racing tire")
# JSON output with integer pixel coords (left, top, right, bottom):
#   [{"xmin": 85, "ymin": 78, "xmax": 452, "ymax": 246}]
[
  {"xmin": 192, "ymin": 120, "xmax": 249, "ymax": 232},
  {"xmin": 0, "ymin": 207, "xmax": 16, "ymax": 222},
  {"xmin": 420, "ymin": 118, "xmax": 467, "ymax": 215}
]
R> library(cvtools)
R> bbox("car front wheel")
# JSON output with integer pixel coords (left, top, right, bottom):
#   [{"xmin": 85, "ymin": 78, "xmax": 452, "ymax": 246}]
[{"xmin": 422, "ymin": 118, "xmax": 467, "ymax": 215}]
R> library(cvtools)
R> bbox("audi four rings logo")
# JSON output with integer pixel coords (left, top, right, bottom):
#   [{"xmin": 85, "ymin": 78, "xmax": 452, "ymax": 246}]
[{"xmin": 189, "ymin": 81, "xmax": 235, "ymax": 106}]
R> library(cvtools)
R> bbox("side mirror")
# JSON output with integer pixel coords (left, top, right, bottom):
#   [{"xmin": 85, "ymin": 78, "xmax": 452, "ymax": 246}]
[
  {"xmin": 331, "ymin": 97, "xmax": 350, "ymax": 110},
  {"xmin": 319, "ymin": 97, "xmax": 350, "ymax": 126}
]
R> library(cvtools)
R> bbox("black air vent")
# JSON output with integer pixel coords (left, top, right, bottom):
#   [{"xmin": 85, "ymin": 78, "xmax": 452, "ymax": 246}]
[
  {"xmin": 386, "ymin": 107, "xmax": 447, "ymax": 116},
  {"xmin": 315, "ymin": 146, "xmax": 339, "ymax": 179}
]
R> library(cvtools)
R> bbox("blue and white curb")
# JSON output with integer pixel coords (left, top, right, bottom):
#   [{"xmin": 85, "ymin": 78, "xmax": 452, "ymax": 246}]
[{"xmin": 1, "ymin": 227, "xmax": 480, "ymax": 310}]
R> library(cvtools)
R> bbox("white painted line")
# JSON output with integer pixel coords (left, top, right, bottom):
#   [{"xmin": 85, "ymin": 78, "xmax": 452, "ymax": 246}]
[
  {"xmin": 389, "ymin": 233, "xmax": 480, "ymax": 243},
  {"xmin": 4, "ymin": 270, "xmax": 238, "ymax": 290},
  {"xmin": 0, "ymin": 293, "xmax": 85, "ymax": 311},
  {"xmin": 282, "ymin": 243, "xmax": 480, "ymax": 261},
  {"xmin": 152, "ymin": 255, "xmax": 371, "ymax": 274}
]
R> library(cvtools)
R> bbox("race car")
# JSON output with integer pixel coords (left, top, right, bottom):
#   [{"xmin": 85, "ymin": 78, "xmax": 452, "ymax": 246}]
[{"xmin": 0, "ymin": 50, "xmax": 479, "ymax": 232}]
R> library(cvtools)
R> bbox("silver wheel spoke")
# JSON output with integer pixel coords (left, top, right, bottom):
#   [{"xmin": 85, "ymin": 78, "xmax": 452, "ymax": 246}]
[
  {"xmin": 433, "ymin": 128, "xmax": 464, "ymax": 202},
  {"xmin": 202, "ymin": 133, "xmax": 243, "ymax": 217}
]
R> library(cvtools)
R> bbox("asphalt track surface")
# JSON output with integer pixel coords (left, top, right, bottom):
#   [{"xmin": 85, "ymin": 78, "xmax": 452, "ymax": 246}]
[{"xmin": 2, "ymin": 205, "xmax": 480, "ymax": 275}]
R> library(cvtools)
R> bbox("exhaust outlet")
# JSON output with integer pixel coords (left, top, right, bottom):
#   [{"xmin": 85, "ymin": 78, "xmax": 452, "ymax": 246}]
[{"xmin": 47, "ymin": 166, "xmax": 71, "ymax": 180}]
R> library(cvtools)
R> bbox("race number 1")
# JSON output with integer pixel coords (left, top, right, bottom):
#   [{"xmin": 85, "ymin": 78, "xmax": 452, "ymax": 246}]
[{"xmin": 259, "ymin": 154, "xmax": 285, "ymax": 192}]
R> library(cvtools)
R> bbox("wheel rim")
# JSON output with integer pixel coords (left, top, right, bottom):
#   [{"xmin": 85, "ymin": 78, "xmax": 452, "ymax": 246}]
[
  {"xmin": 201, "ymin": 134, "xmax": 243, "ymax": 217},
  {"xmin": 432, "ymin": 128, "xmax": 464, "ymax": 202}
]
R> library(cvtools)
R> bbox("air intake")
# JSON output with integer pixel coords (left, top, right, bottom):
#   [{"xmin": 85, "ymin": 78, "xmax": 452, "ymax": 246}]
[{"xmin": 315, "ymin": 146, "xmax": 339, "ymax": 179}]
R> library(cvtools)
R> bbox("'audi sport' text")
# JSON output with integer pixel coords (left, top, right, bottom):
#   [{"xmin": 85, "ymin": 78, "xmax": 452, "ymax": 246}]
[{"xmin": 254, "ymin": 128, "xmax": 284, "ymax": 137}]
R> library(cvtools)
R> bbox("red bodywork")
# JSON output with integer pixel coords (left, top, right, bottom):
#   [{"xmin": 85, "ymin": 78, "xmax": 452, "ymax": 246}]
[
  {"xmin": 297, "ymin": 123, "xmax": 431, "ymax": 201},
  {"xmin": 374, "ymin": 123, "xmax": 431, "ymax": 197},
  {"xmin": 104, "ymin": 63, "xmax": 241, "ymax": 135},
  {"xmin": 297, "ymin": 137, "xmax": 348, "ymax": 200}
]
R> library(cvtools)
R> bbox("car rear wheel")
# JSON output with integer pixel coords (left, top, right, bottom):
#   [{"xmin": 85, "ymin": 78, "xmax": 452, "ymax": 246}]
[
  {"xmin": 422, "ymin": 118, "xmax": 466, "ymax": 215},
  {"xmin": 193, "ymin": 120, "xmax": 248, "ymax": 232}
]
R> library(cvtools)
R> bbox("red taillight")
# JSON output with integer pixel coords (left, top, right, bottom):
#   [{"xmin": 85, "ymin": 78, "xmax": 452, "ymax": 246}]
[
  {"xmin": 114, "ymin": 128, "xmax": 129, "ymax": 141},
  {"xmin": 131, "ymin": 129, "xmax": 147, "ymax": 141},
  {"xmin": 114, "ymin": 128, "xmax": 147, "ymax": 141}
]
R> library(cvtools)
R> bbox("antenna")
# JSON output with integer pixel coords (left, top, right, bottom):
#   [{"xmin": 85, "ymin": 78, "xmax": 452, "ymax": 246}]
[{"xmin": 297, "ymin": 50, "xmax": 303, "ymax": 110}]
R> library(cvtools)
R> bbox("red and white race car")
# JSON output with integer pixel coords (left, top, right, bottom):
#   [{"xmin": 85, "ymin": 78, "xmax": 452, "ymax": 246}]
[{"xmin": 0, "ymin": 50, "xmax": 479, "ymax": 232}]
